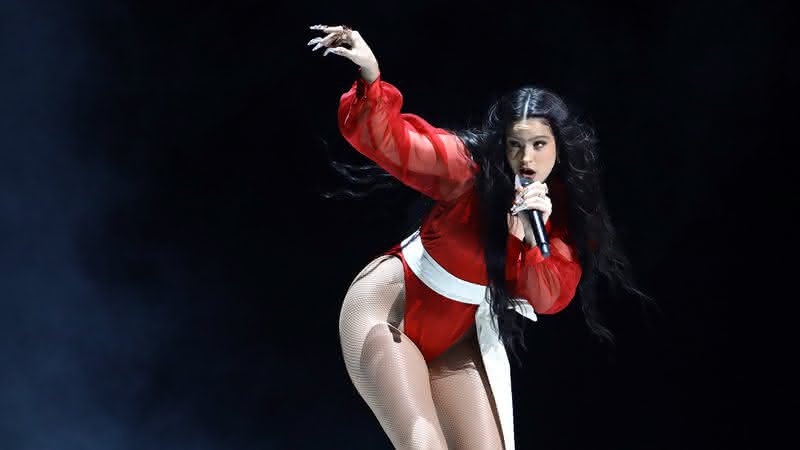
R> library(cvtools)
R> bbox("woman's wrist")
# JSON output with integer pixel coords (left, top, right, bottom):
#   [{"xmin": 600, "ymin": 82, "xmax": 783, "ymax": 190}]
[
  {"xmin": 360, "ymin": 63, "xmax": 380, "ymax": 84},
  {"xmin": 516, "ymin": 213, "xmax": 536, "ymax": 246}
]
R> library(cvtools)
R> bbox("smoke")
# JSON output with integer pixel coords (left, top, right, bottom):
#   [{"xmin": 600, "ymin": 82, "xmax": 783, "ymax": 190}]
[{"xmin": 0, "ymin": 2, "xmax": 231, "ymax": 448}]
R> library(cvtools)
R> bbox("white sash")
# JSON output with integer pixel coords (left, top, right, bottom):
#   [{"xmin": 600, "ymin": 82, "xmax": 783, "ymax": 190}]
[{"xmin": 400, "ymin": 228, "xmax": 537, "ymax": 450}]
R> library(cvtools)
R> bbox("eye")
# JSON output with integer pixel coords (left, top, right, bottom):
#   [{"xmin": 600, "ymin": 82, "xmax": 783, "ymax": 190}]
[{"xmin": 534, "ymin": 140, "xmax": 547, "ymax": 149}]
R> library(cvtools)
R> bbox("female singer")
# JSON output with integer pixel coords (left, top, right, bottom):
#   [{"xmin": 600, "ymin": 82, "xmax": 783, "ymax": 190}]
[{"xmin": 308, "ymin": 24, "xmax": 651, "ymax": 449}]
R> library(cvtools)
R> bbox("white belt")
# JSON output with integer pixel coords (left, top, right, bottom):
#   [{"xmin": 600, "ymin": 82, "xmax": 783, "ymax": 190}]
[{"xmin": 400, "ymin": 228, "xmax": 537, "ymax": 450}]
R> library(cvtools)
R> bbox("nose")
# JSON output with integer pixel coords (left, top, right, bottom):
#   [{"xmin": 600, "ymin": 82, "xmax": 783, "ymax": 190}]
[{"xmin": 521, "ymin": 145, "xmax": 536, "ymax": 163}]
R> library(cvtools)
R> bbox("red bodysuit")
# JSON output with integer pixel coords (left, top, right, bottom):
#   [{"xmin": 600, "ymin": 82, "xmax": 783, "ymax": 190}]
[{"xmin": 338, "ymin": 71, "xmax": 583, "ymax": 363}]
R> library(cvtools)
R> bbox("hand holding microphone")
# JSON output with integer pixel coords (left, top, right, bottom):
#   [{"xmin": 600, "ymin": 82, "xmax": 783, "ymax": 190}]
[{"xmin": 510, "ymin": 175, "xmax": 552, "ymax": 257}]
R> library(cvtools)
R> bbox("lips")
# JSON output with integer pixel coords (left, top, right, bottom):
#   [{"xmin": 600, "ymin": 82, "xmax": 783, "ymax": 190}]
[{"xmin": 520, "ymin": 168, "xmax": 536, "ymax": 178}]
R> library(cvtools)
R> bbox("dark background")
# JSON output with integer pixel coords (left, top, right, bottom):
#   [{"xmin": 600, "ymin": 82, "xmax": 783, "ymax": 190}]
[{"xmin": 1, "ymin": 0, "xmax": 794, "ymax": 449}]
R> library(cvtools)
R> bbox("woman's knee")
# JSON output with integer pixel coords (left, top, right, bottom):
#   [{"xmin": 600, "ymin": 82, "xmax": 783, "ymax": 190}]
[
  {"xmin": 343, "ymin": 325, "xmax": 447, "ymax": 449},
  {"xmin": 391, "ymin": 416, "xmax": 448, "ymax": 450}
]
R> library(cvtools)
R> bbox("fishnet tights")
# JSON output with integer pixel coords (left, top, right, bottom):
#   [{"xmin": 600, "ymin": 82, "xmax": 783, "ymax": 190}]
[{"xmin": 339, "ymin": 255, "xmax": 504, "ymax": 449}]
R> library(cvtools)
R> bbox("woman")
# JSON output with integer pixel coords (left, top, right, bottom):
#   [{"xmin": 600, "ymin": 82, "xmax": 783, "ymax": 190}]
[{"xmin": 308, "ymin": 24, "xmax": 651, "ymax": 449}]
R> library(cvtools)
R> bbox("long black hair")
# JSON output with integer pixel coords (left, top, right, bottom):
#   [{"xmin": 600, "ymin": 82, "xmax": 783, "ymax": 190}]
[{"xmin": 323, "ymin": 85, "xmax": 654, "ymax": 363}]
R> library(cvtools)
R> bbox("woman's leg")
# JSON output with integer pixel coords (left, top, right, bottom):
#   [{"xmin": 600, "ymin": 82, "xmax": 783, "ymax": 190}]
[
  {"xmin": 427, "ymin": 325, "xmax": 504, "ymax": 449},
  {"xmin": 339, "ymin": 255, "xmax": 447, "ymax": 449}
]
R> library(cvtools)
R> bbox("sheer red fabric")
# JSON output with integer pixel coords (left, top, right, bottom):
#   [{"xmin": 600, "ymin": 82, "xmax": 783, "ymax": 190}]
[
  {"xmin": 338, "ymin": 70, "xmax": 582, "ymax": 361},
  {"xmin": 507, "ymin": 232, "xmax": 583, "ymax": 315},
  {"xmin": 338, "ymin": 69, "xmax": 476, "ymax": 202}
]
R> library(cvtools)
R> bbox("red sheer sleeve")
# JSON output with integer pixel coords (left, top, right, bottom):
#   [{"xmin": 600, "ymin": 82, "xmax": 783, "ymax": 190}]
[
  {"xmin": 337, "ymin": 70, "xmax": 477, "ymax": 201},
  {"xmin": 509, "ymin": 230, "xmax": 583, "ymax": 315}
]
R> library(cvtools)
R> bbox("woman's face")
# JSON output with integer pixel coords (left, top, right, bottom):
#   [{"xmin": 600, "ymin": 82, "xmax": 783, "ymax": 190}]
[{"xmin": 505, "ymin": 118, "xmax": 557, "ymax": 183}]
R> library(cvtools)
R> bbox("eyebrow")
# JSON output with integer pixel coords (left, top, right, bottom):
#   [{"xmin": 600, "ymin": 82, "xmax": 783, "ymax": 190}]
[{"xmin": 508, "ymin": 135, "xmax": 550, "ymax": 141}]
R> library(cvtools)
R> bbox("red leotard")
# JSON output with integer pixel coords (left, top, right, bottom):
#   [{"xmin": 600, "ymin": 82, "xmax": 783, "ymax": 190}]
[{"xmin": 338, "ymin": 70, "xmax": 582, "ymax": 362}]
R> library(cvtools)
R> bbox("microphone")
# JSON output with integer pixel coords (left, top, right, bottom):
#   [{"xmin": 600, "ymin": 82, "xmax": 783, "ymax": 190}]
[{"xmin": 516, "ymin": 175, "xmax": 550, "ymax": 258}]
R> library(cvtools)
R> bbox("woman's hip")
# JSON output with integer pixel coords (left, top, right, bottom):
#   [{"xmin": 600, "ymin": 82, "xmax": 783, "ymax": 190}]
[{"xmin": 340, "ymin": 254, "xmax": 406, "ymax": 335}]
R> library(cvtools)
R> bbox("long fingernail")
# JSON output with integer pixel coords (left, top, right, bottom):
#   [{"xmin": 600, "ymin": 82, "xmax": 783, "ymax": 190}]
[{"xmin": 312, "ymin": 43, "xmax": 322, "ymax": 51}]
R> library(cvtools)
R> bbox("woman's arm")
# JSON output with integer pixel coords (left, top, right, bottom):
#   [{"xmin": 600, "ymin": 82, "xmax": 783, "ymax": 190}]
[
  {"xmin": 510, "ymin": 235, "xmax": 583, "ymax": 314},
  {"xmin": 310, "ymin": 25, "xmax": 476, "ymax": 201},
  {"xmin": 359, "ymin": 63, "xmax": 379, "ymax": 84},
  {"xmin": 507, "ymin": 178, "xmax": 580, "ymax": 313},
  {"xmin": 337, "ymin": 71, "xmax": 476, "ymax": 201}
]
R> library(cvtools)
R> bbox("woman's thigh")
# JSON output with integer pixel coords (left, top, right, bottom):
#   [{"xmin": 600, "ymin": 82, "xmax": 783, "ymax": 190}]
[
  {"xmin": 339, "ymin": 255, "xmax": 447, "ymax": 449},
  {"xmin": 427, "ymin": 326, "xmax": 504, "ymax": 449}
]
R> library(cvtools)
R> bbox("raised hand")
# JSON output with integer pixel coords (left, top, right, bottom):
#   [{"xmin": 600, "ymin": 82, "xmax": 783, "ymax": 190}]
[{"xmin": 308, "ymin": 24, "xmax": 380, "ymax": 80}]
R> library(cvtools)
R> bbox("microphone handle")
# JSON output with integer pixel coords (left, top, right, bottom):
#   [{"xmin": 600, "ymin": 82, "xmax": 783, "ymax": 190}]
[
  {"xmin": 526, "ymin": 209, "xmax": 551, "ymax": 258},
  {"xmin": 517, "ymin": 175, "xmax": 550, "ymax": 258}
]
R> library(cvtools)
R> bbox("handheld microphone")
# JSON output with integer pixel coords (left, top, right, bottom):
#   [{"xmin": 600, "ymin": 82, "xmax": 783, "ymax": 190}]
[{"xmin": 516, "ymin": 175, "xmax": 550, "ymax": 258}]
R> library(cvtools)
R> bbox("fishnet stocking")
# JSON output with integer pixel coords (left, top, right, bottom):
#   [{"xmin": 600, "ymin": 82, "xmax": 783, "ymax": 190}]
[
  {"xmin": 339, "ymin": 255, "xmax": 504, "ymax": 449},
  {"xmin": 428, "ymin": 326, "xmax": 504, "ymax": 449}
]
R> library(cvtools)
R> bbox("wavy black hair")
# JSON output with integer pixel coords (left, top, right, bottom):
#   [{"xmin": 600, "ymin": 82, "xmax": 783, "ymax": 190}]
[{"xmin": 322, "ymin": 85, "xmax": 655, "ymax": 364}]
